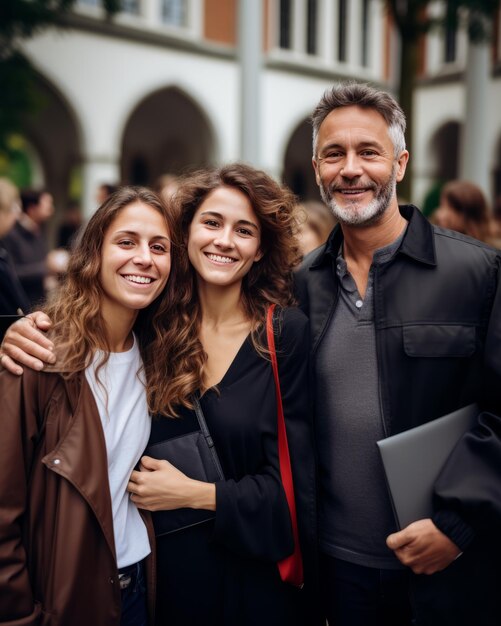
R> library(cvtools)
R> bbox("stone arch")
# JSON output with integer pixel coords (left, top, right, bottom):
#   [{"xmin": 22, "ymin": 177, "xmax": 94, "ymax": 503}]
[
  {"xmin": 419, "ymin": 120, "xmax": 462, "ymax": 215},
  {"xmin": 17, "ymin": 71, "xmax": 83, "ymax": 241},
  {"xmin": 428, "ymin": 120, "xmax": 462, "ymax": 182},
  {"xmin": 282, "ymin": 117, "xmax": 320, "ymax": 201},
  {"xmin": 121, "ymin": 86, "xmax": 217, "ymax": 187}
]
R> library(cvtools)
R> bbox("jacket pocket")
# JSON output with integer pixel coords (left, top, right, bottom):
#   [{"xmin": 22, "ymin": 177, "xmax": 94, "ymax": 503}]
[{"xmin": 403, "ymin": 324, "xmax": 476, "ymax": 358}]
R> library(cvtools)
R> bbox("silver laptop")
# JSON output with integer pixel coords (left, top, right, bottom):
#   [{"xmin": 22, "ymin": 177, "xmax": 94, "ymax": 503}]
[{"xmin": 377, "ymin": 404, "xmax": 478, "ymax": 529}]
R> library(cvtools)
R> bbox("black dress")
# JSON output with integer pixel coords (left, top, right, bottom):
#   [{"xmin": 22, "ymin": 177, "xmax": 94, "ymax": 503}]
[{"xmin": 149, "ymin": 307, "xmax": 318, "ymax": 626}]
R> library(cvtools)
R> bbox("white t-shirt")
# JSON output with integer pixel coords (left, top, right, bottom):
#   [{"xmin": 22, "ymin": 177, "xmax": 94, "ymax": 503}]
[{"xmin": 85, "ymin": 335, "xmax": 151, "ymax": 569}]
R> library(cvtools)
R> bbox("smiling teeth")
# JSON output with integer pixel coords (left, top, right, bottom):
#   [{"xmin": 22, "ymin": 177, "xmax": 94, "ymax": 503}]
[
  {"xmin": 206, "ymin": 254, "xmax": 235, "ymax": 264},
  {"xmin": 124, "ymin": 275, "xmax": 152, "ymax": 284}
]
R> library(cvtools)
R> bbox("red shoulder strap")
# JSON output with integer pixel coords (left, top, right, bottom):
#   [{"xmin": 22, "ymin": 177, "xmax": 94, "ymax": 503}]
[{"xmin": 266, "ymin": 304, "xmax": 304, "ymax": 588}]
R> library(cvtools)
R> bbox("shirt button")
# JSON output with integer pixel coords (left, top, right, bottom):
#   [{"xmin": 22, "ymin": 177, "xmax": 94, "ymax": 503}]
[
  {"xmin": 355, "ymin": 299, "xmax": 363, "ymax": 308},
  {"xmin": 53, "ymin": 459, "xmax": 61, "ymax": 465}
]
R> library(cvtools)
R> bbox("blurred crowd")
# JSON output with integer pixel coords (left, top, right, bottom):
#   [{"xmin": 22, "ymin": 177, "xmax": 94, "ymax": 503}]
[{"xmin": 1, "ymin": 172, "xmax": 501, "ymax": 319}]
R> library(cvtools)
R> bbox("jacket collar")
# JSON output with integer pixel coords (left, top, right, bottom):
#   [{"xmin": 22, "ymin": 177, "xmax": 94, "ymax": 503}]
[{"xmin": 311, "ymin": 204, "xmax": 437, "ymax": 269}]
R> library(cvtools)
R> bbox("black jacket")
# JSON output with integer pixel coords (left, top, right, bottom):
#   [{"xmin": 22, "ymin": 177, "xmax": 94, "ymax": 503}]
[
  {"xmin": 0, "ymin": 247, "xmax": 30, "ymax": 340},
  {"xmin": 295, "ymin": 205, "xmax": 501, "ymax": 549}
]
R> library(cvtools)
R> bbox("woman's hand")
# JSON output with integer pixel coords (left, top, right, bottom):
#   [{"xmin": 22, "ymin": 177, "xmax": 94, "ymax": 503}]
[
  {"xmin": 127, "ymin": 455, "xmax": 216, "ymax": 512},
  {"xmin": 0, "ymin": 313, "xmax": 55, "ymax": 375}
]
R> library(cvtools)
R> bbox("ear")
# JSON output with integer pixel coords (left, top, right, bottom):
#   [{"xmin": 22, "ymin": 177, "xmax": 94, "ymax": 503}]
[
  {"xmin": 395, "ymin": 150, "xmax": 409, "ymax": 183},
  {"xmin": 254, "ymin": 248, "xmax": 264, "ymax": 263},
  {"xmin": 312, "ymin": 156, "xmax": 321, "ymax": 186}
]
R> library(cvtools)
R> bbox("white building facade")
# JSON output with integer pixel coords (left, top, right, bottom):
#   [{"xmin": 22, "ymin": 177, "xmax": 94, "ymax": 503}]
[{"xmin": 16, "ymin": 0, "xmax": 501, "ymax": 220}]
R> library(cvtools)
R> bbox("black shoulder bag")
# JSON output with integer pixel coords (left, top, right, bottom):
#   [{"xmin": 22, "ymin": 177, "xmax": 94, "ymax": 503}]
[{"xmin": 144, "ymin": 396, "xmax": 224, "ymax": 536}]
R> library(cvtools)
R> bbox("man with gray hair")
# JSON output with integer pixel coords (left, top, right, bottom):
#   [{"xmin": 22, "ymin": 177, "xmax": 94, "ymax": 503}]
[{"xmin": 295, "ymin": 82, "xmax": 501, "ymax": 625}]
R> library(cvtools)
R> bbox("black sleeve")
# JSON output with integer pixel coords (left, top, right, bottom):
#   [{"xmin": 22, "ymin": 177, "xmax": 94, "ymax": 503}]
[
  {"xmin": 213, "ymin": 308, "xmax": 313, "ymax": 563},
  {"xmin": 433, "ymin": 256, "xmax": 501, "ymax": 548}
]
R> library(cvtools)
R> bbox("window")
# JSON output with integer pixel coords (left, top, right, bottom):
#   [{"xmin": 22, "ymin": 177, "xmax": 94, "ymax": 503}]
[
  {"xmin": 338, "ymin": 0, "xmax": 347, "ymax": 62},
  {"xmin": 306, "ymin": 0, "xmax": 318, "ymax": 55},
  {"xmin": 121, "ymin": 0, "xmax": 140, "ymax": 14},
  {"xmin": 161, "ymin": 0, "xmax": 187, "ymax": 27},
  {"xmin": 444, "ymin": 22, "xmax": 457, "ymax": 63},
  {"xmin": 279, "ymin": 0, "xmax": 292, "ymax": 49},
  {"xmin": 361, "ymin": 0, "xmax": 370, "ymax": 67}
]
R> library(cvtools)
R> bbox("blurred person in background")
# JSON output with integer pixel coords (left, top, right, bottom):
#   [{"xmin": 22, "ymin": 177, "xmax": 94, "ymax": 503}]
[
  {"xmin": 491, "ymin": 195, "xmax": 501, "ymax": 245},
  {"xmin": 96, "ymin": 183, "xmax": 119, "ymax": 207},
  {"xmin": 0, "ymin": 178, "xmax": 30, "ymax": 329},
  {"xmin": 432, "ymin": 180, "xmax": 495, "ymax": 245},
  {"xmin": 0, "ymin": 188, "xmax": 54, "ymax": 309},
  {"xmin": 57, "ymin": 200, "xmax": 83, "ymax": 250},
  {"xmin": 296, "ymin": 200, "xmax": 337, "ymax": 257}
]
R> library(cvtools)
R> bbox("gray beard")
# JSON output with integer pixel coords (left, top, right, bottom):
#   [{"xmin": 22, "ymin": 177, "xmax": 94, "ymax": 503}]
[{"xmin": 319, "ymin": 167, "xmax": 397, "ymax": 227}]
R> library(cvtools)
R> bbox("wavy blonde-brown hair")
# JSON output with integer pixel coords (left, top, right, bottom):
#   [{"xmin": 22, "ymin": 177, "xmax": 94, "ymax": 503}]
[
  {"xmin": 155, "ymin": 162, "xmax": 302, "ymax": 410},
  {"xmin": 44, "ymin": 186, "xmax": 181, "ymax": 416}
]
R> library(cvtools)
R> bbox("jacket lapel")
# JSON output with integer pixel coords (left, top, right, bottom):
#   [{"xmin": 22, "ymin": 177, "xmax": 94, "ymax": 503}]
[{"xmin": 42, "ymin": 375, "xmax": 117, "ymax": 561}]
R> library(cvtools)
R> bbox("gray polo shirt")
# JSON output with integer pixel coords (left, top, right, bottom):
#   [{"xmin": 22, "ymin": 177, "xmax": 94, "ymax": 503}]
[{"xmin": 316, "ymin": 232, "xmax": 406, "ymax": 569}]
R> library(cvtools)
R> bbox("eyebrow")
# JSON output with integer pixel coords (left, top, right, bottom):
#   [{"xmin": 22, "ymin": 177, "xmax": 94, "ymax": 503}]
[
  {"xmin": 199, "ymin": 211, "xmax": 259, "ymax": 230},
  {"xmin": 113, "ymin": 230, "xmax": 170, "ymax": 241},
  {"xmin": 320, "ymin": 140, "xmax": 384, "ymax": 154}
]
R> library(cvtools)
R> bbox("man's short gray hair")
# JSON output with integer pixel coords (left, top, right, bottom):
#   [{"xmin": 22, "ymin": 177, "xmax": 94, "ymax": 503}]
[{"xmin": 311, "ymin": 82, "xmax": 406, "ymax": 158}]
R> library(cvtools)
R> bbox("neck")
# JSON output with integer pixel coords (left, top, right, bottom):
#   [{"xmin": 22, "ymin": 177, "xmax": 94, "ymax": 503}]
[
  {"xmin": 101, "ymin": 303, "xmax": 137, "ymax": 352},
  {"xmin": 341, "ymin": 201, "xmax": 407, "ymax": 266},
  {"xmin": 197, "ymin": 281, "xmax": 248, "ymax": 329},
  {"xmin": 339, "ymin": 200, "xmax": 407, "ymax": 299}
]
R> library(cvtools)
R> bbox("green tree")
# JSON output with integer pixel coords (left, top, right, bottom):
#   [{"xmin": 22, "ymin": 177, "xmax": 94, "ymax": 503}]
[
  {"xmin": 385, "ymin": 0, "xmax": 500, "ymax": 201},
  {"xmin": 0, "ymin": 0, "xmax": 120, "ymax": 154}
]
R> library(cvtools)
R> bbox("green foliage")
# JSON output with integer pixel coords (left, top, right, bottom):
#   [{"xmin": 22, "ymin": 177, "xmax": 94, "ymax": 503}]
[
  {"xmin": 384, "ymin": 0, "xmax": 500, "ymax": 201},
  {"xmin": 0, "ymin": 51, "xmax": 45, "ymax": 154},
  {"xmin": 0, "ymin": 0, "xmax": 120, "ymax": 158},
  {"xmin": 0, "ymin": 135, "xmax": 34, "ymax": 188},
  {"xmin": 385, "ymin": 0, "xmax": 500, "ymax": 43},
  {"xmin": 1, "ymin": 0, "xmax": 77, "ymax": 56}
]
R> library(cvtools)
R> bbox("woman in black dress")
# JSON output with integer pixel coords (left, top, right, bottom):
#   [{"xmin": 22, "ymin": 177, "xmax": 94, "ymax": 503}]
[{"xmin": 127, "ymin": 163, "xmax": 318, "ymax": 626}]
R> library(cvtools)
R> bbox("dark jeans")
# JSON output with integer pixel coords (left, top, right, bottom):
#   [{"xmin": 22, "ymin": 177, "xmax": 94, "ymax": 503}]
[
  {"xmin": 120, "ymin": 561, "xmax": 147, "ymax": 626},
  {"xmin": 320, "ymin": 553, "xmax": 413, "ymax": 626}
]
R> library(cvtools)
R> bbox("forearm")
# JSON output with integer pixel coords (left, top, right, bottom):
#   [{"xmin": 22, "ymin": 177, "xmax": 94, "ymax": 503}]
[{"xmin": 186, "ymin": 479, "xmax": 216, "ymax": 511}]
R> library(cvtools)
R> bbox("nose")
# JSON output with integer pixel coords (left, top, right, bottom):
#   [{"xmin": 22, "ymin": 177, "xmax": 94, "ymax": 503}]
[
  {"xmin": 214, "ymin": 227, "xmax": 235, "ymax": 249},
  {"xmin": 133, "ymin": 243, "xmax": 153, "ymax": 265},
  {"xmin": 340, "ymin": 152, "xmax": 363, "ymax": 179}
]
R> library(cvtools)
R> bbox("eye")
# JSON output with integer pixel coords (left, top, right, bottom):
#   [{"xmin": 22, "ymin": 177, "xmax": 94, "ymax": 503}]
[
  {"xmin": 150, "ymin": 243, "xmax": 168, "ymax": 253},
  {"xmin": 322, "ymin": 151, "xmax": 343, "ymax": 163},
  {"xmin": 361, "ymin": 149, "xmax": 378, "ymax": 158},
  {"xmin": 118, "ymin": 239, "xmax": 135, "ymax": 248},
  {"xmin": 236, "ymin": 227, "xmax": 253, "ymax": 237},
  {"xmin": 203, "ymin": 219, "xmax": 220, "ymax": 228}
]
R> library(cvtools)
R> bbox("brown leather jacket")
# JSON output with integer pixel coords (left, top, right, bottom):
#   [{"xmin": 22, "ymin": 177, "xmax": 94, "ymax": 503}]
[{"xmin": 0, "ymin": 366, "xmax": 156, "ymax": 625}]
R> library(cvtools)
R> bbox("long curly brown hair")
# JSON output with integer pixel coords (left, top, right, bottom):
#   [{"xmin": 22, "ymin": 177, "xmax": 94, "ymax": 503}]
[
  {"xmin": 156, "ymin": 162, "xmax": 302, "ymax": 411},
  {"xmin": 44, "ymin": 186, "xmax": 181, "ymax": 416}
]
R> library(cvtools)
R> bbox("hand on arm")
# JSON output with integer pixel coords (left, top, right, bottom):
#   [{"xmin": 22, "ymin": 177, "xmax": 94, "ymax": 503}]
[
  {"xmin": 386, "ymin": 518, "xmax": 461, "ymax": 575},
  {"xmin": 0, "ymin": 312, "xmax": 55, "ymax": 375},
  {"xmin": 127, "ymin": 455, "xmax": 216, "ymax": 512}
]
